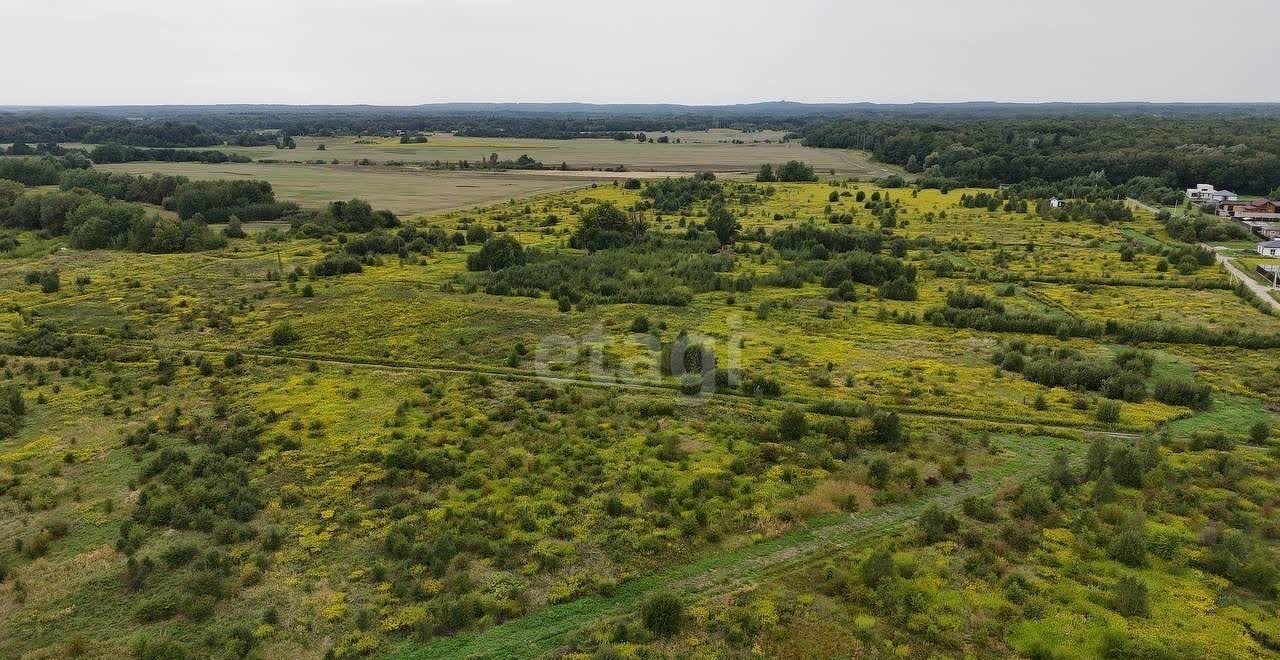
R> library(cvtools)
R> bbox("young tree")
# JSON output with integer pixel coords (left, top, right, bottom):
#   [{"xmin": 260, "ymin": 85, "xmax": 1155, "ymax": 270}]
[
  {"xmin": 860, "ymin": 546, "xmax": 896, "ymax": 588},
  {"xmin": 1092, "ymin": 468, "xmax": 1117, "ymax": 504},
  {"xmin": 1048, "ymin": 447, "xmax": 1076, "ymax": 488},
  {"xmin": 704, "ymin": 204, "xmax": 740, "ymax": 246},
  {"xmin": 571, "ymin": 203, "xmax": 644, "ymax": 252},
  {"xmin": 1109, "ymin": 445, "xmax": 1146, "ymax": 488},
  {"xmin": 223, "ymin": 215, "xmax": 246, "ymax": 239},
  {"xmin": 1086, "ymin": 436, "xmax": 1110, "ymax": 479}
]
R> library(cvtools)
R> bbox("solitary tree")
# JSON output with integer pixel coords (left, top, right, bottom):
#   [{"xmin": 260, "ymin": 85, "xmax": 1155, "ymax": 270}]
[{"xmin": 466, "ymin": 236, "xmax": 526, "ymax": 271}]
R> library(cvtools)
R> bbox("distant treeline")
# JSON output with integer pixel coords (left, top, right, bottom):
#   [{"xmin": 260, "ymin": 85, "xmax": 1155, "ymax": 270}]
[
  {"xmin": 801, "ymin": 117, "xmax": 1280, "ymax": 194},
  {"xmin": 0, "ymin": 116, "xmax": 221, "ymax": 147},
  {"xmin": 89, "ymin": 144, "xmax": 250, "ymax": 164},
  {"xmin": 0, "ymin": 112, "xmax": 785, "ymax": 145}
]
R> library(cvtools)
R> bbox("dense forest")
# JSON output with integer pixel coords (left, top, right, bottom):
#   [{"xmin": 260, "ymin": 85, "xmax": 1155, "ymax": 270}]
[
  {"xmin": 5, "ymin": 104, "xmax": 1280, "ymax": 156},
  {"xmin": 801, "ymin": 117, "xmax": 1280, "ymax": 194}
]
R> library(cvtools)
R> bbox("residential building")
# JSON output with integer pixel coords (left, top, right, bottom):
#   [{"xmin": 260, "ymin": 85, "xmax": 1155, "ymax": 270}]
[
  {"xmin": 1187, "ymin": 183, "xmax": 1238, "ymax": 204},
  {"xmin": 1257, "ymin": 240, "xmax": 1280, "ymax": 257},
  {"xmin": 1222, "ymin": 199, "xmax": 1280, "ymax": 220}
]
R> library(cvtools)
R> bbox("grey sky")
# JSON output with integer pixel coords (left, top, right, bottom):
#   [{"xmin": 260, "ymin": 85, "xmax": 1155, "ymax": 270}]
[{"xmin": 7, "ymin": 0, "xmax": 1279, "ymax": 105}]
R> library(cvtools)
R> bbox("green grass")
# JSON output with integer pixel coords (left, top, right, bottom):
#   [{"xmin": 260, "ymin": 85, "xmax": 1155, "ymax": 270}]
[
  {"xmin": 1165, "ymin": 393, "xmax": 1273, "ymax": 440},
  {"xmin": 391, "ymin": 435, "xmax": 1076, "ymax": 659}
]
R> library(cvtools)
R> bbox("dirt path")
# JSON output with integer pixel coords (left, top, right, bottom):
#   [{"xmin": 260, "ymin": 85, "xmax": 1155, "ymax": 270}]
[
  {"xmin": 117, "ymin": 342, "xmax": 1139, "ymax": 439},
  {"xmin": 388, "ymin": 435, "xmax": 1077, "ymax": 659},
  {"xmin": 1204, "ymin": 245, "xmax": 1280, "ymax": 313}
]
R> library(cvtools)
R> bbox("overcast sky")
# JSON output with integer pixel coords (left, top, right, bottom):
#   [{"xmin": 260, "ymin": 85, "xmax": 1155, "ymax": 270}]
[{"xmin": 7, "ymin": 0, "xmax": 1280, "ymax": 106}]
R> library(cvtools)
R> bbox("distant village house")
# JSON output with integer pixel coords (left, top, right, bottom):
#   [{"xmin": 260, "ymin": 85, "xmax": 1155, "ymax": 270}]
[
  {"xmin": 1258, "ymin": 240, "xmax": 1280, "ymax": 257},
  {"xmin": 1221, "ymin": 198, "xmax": 1280, "ymax": 220},
  {"xmin": 1186, "ymin": 183, "xmax": 1238, "ymax": 204}
]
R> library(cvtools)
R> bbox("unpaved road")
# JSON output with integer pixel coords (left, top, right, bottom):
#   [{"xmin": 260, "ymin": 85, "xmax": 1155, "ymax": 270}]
[
  {"xmin": 1204, "ymin": 245, "xmax": 1280, "ymax": 313},
  {"xmin": 1126, "ymin": 198, "xmax": 1280, "ymax": 313}
]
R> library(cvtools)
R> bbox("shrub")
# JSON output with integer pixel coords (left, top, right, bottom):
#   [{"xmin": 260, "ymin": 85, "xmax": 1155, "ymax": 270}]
[
  {"xmin": 777, "ymin": 408, "xmax": 808, "ymax": 441},
  {"xmin": 641, "ymin": 592, "xmax": 683, "ymax": 636},
  {"xmin": 919, "ymin": 503, "xmax": 958, "ymax": 543},
  {"xmin": 1109, "ymin": 517, "xmax": 1148, "ymax": 567},
  {"xmin": 860, "ymin": 546, "xmax": 896, "ymax": 587},
  {"xmin": 1152, "ymin": 377, "xmax": 1212, "ymax": 410},
  {"xmin": 1096, "ymin": 400, "xmax": 1121, "ymax": 424},
  {"xmin": 1112, "ymin": 575, "xmax": 1149, "ymax": 617},
  {"xmin": 311, "ymin": 253, "xmax": 363, "ymax": 277},
  {"xmin": 775, "ymin": 160, "xmax": 817, "ymax": 182},
  {"xmin": 878, "ymin": 277, "xmax": 918, "ymax": 301},
  {"xmin": 131, "ymin": 634, "xmax": 188, "ymax": 660},
  {"xmin": 270, "ymin": 321, "xmax": 300, "ymax": 346}
]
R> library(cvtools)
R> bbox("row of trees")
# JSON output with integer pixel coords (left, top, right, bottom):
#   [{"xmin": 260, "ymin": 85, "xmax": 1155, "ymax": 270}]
[{"xmin": 88, "ymin": 144, "xmax": 249, "ymax": 164}]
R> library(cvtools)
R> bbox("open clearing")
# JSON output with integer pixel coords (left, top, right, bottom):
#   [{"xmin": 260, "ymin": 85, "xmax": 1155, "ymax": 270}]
[{"xmin": 154, "ymin": 130, "xmax": 896, "ymax": 176}]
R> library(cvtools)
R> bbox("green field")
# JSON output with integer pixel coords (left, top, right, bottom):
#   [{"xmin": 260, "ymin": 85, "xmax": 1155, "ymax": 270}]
[
  {"xmin": 1, "ymin": 172, "xmax": 1278, "ymax": 660},
  {"xmin": 146, "ymin": 131, "xmax": 896, "ymax": 176},
  {"xmin": 89, "ymin": 131, "xmax": 899, "ymax": 218}
]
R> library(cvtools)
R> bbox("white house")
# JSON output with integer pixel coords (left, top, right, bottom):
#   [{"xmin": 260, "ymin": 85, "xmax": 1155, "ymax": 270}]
[
  {"xmin": 1186, "ymin": 183, "xmax": 1238, "ymax": 204},
  {"xmin": 1257, "ymin": 240, "xmax": 1280, "ymax": 257},
  {"xmin": 1048, "ymin": 197, "xmax": 1064, "ymax": 208}
]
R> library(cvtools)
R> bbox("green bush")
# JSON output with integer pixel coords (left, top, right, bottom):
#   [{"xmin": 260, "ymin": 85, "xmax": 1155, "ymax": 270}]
[
  {"xmin": 1112, "ymin": 575, "xmax": 1149, "ymax": 616},
  {"xmin": 1096, "ymin": 400, "xmax": 1121, "ymax": 424},
  {"xmin": 1152, "ymin": 377, "xmax": 1212, "ymax": 410},
  {"xmin": 641, "ymin": 592, "xmax": 683, "ymax": 636},
  {"xmin": 466, "ymin": 236, "xmax": 526, "ymax": 271},
  {"xmin": 270, "ymin": 321, "xmax": 300, "ymax": 346}
]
